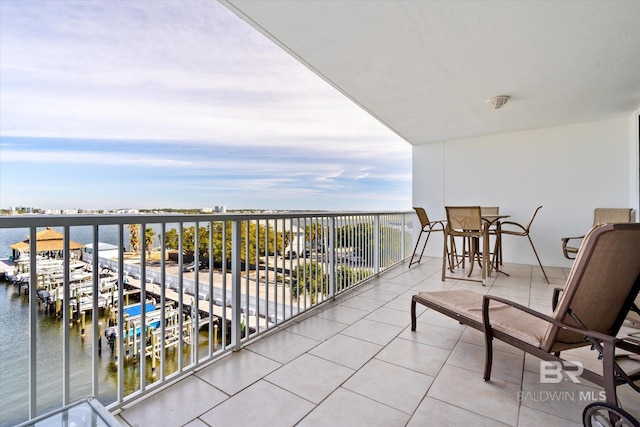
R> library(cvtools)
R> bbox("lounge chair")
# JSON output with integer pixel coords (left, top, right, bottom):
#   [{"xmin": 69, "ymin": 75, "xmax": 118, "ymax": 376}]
[
  {"xmin": 412, "ymin": 223, "xmax": 640, "ymax": 406},
  {"xmin": 583, "ymin": 401, "xmax": 640, "ymax": 427}
]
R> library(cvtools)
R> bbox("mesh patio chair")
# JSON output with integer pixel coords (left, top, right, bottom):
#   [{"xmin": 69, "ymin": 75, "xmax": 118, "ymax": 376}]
[
  {"xmin": 413, "ymin": 223, "xmax": 640, "ymax": 407},
  {"xmin": 562, "ymin": 209, "xmax": 637, "ymax": 331},
  {"xmin": 499, "ymin": 205, "xmax": 549, "ymax": 283},
  {"xmin": 562, "ymin": 208, "xmax": 633, "ymax": 259},
  {"xmin": 408, "ymin": 207, "xmax": 445, "ymax": 268},
  {"xmin": 481, "ymin": 206, "xmax": 499, "ymax": 216},
  {"xmin": 441, "ymin": 206, "xmax": 489, "ymax": 286}
]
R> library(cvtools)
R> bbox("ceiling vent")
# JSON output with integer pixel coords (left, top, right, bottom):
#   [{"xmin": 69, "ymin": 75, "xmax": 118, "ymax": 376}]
[{"xmin": 487, "ymin": 95, "xmax": 510, "ymax": 109}]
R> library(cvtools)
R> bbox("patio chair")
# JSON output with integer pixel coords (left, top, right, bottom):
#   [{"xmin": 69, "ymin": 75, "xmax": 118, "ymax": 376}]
[
  {"xmin": 561, "ymin": 208, "xmax": 639, "ymax": 330},
  {"xmin": 412, "ymin": 223, "xmax": 640, "ymax": 406},
  {"xmin": 499, "ymin": 205, "xmax": 549, "ymax": 283},
  {"xmin": 562, "ymin": 208, "xmax": 632, "ymax": 259},
  {"xmin": 441, "ymin": 206, "xmax": 489, "ymax": 286},
  {"xmin": 480, "ymin": 207, "xmax": 500, "ymax": 215},
  {"xmin": 409, "ymin": 207, "xmax": 445, "ymax": 268}
]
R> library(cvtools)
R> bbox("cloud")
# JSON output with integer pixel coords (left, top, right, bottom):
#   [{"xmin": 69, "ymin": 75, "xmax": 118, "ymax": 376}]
[
  {"xmin": 0, "ymin": 138, "xmax": 409, "ymax": 185},
  {"xmin": 0, "ymin": 1, "xmax": 411, "ymax": 210},
  {"xmin": 1, "ymin": 1, "xmax": 405, "ymax": 153},
  {"xmin": 0, "ymin": 149, "xmax": 195, "ymax": 168}
]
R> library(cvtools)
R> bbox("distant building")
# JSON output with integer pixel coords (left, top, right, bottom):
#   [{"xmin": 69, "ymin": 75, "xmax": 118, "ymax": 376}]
[
  {"xmin": 201, "ymin": 207, "xmax": 213, "ymax": 213},
  {"xmin": 14, "ymin": 206, "xmax": 34, "ymax": 213},
  {"xmin": 214, "ymin": 206, "xmax": 226, "ymax": 213},
  {"xmin": 116, "ymin": 209, "xmax": 139, "ymax": 214}
]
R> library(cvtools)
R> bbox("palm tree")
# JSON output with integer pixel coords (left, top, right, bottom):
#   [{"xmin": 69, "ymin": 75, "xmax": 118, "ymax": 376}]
[
  {"xmin": 128, "ymin": 224, "xmax": 140, "ymax": 253},
  {"xmin": 145, "ymin": 227, "xmax": 155, "ymax": 257}
]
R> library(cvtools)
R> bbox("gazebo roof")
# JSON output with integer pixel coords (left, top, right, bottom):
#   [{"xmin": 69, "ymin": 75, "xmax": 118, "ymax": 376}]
[{"xmin": 10, "ymin": 227, "xmax": 84, "ymax": 252}]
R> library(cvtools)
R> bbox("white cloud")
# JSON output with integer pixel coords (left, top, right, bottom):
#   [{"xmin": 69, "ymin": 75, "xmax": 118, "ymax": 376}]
[
  {"xmin": 0, "ymin": 0, "xmax": 411, "ymax": 210},
  {"xmin": 0, "ymin": 1, "xmax": 406, "ymax": 153}
]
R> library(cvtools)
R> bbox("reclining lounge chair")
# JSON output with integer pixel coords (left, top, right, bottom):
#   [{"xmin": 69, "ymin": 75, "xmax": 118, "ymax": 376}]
[{"xmin": 411, "ymin": 223, "xmax": 640, "ymax": 406}]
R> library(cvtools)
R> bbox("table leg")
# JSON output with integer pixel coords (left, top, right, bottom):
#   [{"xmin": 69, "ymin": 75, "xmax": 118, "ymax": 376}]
[
  {"xmin": 492, "ymin": 222, "xmax": 510, "ymax": 277},
  {"xmin": 482, "ymin": 226, "xmax": 488, "ymax": 286}
]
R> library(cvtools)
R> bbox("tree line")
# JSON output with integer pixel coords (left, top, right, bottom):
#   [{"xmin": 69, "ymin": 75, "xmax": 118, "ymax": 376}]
[{"xmin": 128, "ymin": 220, "xmax": 403, "ymax": 303}]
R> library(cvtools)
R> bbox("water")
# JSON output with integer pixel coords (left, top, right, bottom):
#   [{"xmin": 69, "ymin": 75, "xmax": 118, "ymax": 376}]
[
  {"xmin": 0, "ymin": 281, "xmax": 117, "ymax": 425},
  {"xmin": 0, "ymin": 225, "xmax": 210, "ymax": 426}
]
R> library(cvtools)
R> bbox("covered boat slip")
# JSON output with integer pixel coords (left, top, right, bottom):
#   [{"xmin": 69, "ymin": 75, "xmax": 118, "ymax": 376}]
[
  {"xmin": 9, "ymin": 227, "xmax": 84, "ymax": 260},
  {"xmin": 120, "ymin": 274, "xmax": 269, "ymax": 332}
]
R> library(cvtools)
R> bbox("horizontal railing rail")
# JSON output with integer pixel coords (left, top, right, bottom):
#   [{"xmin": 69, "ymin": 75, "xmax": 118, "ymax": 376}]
[{"xmin": 0, "ymin": 211, "xmax": 416, "ymax": 426}]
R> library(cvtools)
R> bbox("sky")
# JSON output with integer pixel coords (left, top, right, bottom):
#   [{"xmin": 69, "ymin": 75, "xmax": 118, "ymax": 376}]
[{"xmin": 0, "ymin": 0, "xmax": 412, "ymax": 211}]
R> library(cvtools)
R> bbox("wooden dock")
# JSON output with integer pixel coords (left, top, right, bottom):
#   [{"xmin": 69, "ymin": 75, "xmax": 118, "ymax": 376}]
[{"xmin": 121, "ymin": 277, "xmax": 269, "ymax": 331}]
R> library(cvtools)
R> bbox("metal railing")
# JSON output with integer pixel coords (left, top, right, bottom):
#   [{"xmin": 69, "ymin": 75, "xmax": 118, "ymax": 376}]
[{"xmin": 0, "ymin": 211, "xmax": 415, "ymax": 425}]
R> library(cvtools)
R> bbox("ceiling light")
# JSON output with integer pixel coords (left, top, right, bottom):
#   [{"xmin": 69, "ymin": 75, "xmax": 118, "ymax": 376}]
[{"xmin": 487, "ymin": 95, "xmax": 510, "ymax": 109}]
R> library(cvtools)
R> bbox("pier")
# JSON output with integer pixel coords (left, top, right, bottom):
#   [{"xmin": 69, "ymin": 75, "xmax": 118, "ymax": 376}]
[{"xmin": 1, "ymin": 256, "xmax": 264, "ymax": 371}]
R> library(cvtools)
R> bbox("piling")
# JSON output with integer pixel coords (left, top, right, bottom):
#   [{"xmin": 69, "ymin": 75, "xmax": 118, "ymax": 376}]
[
  {"xmin": 132, "ymin": 324, "xmax": 137, "ymax": 362},
  {"xmin": 214, "ymin": 324, "xmax": 218, "ymax": 350},
  {"xmin": 151, "ymin": 333, "xmax": 157, "ymax": 379},
  {"xmin": 81, "ymin": 311, "xmax": 86, "ymax": 337},
  {"xmin": 125, "ymin": 320, "xmax": 131, "ymax": 359}
]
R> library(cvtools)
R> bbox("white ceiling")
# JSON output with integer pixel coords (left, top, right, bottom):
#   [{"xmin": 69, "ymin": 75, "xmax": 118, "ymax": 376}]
[{"xmin": 221, "ymin": 0, "xmax": 640, "ymax": 145}]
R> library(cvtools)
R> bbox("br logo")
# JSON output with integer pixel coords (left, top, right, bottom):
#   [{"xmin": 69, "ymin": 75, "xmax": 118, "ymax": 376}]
[{"xmin": 540, "ymin": 361, "xmax": 584, "ymax": 384}]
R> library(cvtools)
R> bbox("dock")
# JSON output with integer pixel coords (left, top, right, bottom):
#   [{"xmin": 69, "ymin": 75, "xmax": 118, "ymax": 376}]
[{"xmin": 121, "ymin": 276, "xmax": 268, "ymax": 331}]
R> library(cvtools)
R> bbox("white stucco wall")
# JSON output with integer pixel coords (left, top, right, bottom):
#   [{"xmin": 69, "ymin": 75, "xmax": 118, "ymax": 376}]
[{"xmin": 412, "ymin": 116, "xmax": 637, "ymax": 268}]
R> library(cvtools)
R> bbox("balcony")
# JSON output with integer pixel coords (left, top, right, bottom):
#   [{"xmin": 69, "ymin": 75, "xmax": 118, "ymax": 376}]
[
  {"xmin": 3, "ymin": 212, "xmax": 639, "ymax": 426},
  {"xmin": 0, "ymin": 211, "xmax": 411, "ymax": 426}
]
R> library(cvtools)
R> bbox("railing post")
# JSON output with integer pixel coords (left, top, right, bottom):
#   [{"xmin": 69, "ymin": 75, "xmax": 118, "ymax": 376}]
[
  {"xmin": 92, "ymin": 224, "xmax": 99, "ymax": 397},
  {"xmin": 159, "ymin": 223, "xmax": 167, "ymax": 381},
  {"xmin": 193, "ymin": 221, "xmax": 199, "ymax": 363},
  {"xmin": 63, "ymin": 225, "xmax": 71, "ymax": 406},
  {"xmin": 178, "ymin": 223, "xmax": 184, "ymax": 371},
  {"xmin": 117, "ymin": 224, "xmax": 125, "ymax": 403},
  {"xmin": 139, "ymin": 222, "xmax": 146, "ymax": 391},
  {"xmin": 328, "ymin": 217, "xmax": 335, "ymax": 298},
  {"xmin": 374, "ymin": 215, "xmax": 380, "ymax": 274},
  {"xmin": 29, "ymin": 226, "xmax": 37, "ymax": 419},
  {"xmin": 401, "ymin": 213, "xmax": 406, "ymax": 261},
  {"xmin": 231, "ymin": 220, "xmax": 242, "ymax": 351}
]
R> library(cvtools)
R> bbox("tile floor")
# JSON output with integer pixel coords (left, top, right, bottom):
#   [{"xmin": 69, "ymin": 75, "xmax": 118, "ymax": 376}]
[{"xmin": 114, "ymin": 257, "xmax": 640, "ymax": 427}]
